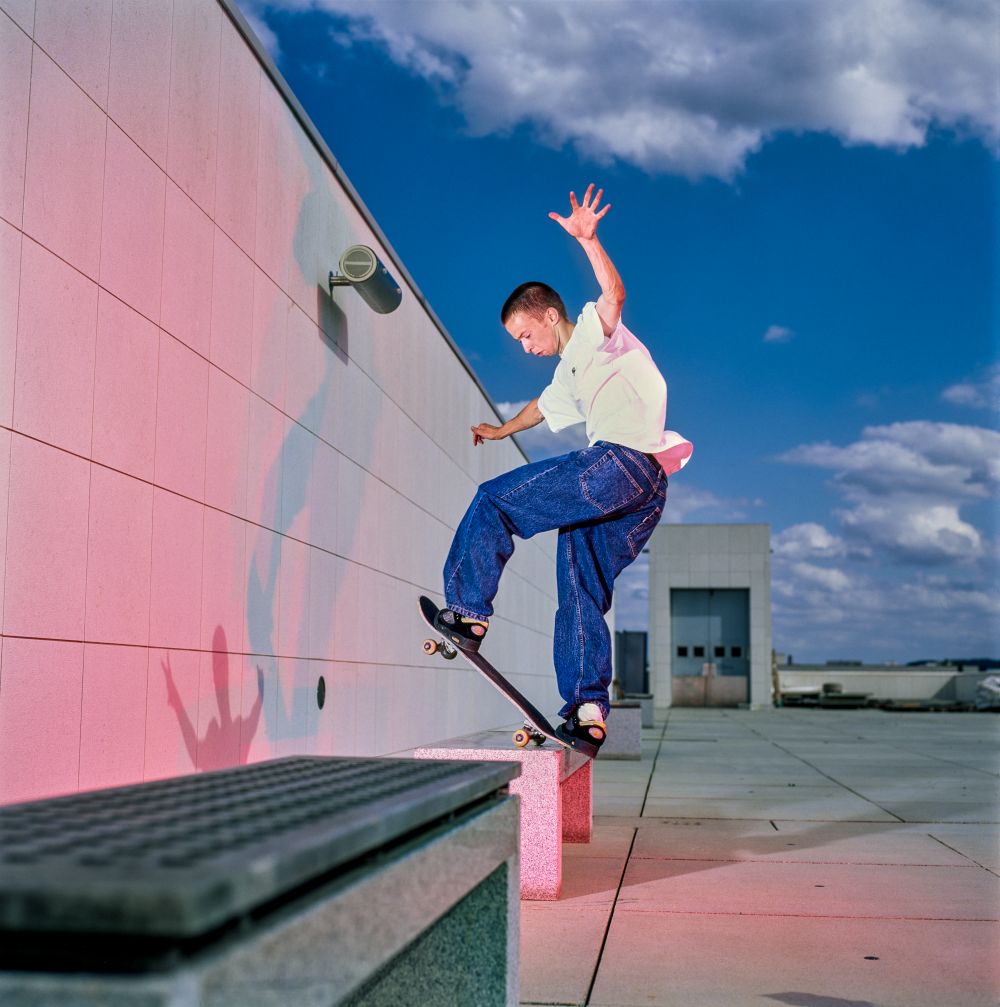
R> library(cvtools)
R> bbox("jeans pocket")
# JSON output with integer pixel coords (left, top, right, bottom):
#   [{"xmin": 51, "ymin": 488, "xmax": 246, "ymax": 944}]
[
  {"xmin": 626, "ymin": 505, "xmax": 662, "ymax": 559},
  {"xmin": 580, "ymin": 450, "xmax": 644, "ymax": 515}
]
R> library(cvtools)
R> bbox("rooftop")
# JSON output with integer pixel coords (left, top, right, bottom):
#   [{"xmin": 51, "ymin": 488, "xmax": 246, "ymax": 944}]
[{"xmin": 521, "ymin": 707, "xmax": 999, "ymax": 1007}]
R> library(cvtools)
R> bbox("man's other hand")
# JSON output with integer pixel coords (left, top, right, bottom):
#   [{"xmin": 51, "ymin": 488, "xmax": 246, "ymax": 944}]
[{"xmin": 471, "ymin": 422, "xmax": 506, "ymax": 445}]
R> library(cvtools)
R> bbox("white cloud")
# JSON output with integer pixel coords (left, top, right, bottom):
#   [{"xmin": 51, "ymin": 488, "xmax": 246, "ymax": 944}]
[
  {"xmin": 839, "ymin": 499, "xmax": 982, "ymax": 562},
  {"xmin": 779, "ymin": 421, "xmax": 1000, "ymax": 501},
  {"xmin": 763, "ymin": 324, "xmax": 794, "ymax": 343},
  {"xmin": 773, "ymin": 522, "xmax": 847, "ymax": 560},
  {"xmin": 252, "ymin": 0, "xmax": 999, "ymax": 179},
  {"xmin": 788, "ymin": 562, "xmax": 851, "ymax": 593},
  {"xmin": 942, "ymin": 363, "xmax": 1000, "ymax": 413},
  {"xmin": 239, "ymin": 3, "xmax": 282, "ymax": 59},
  {"xmin": 778, "ymin": 420, "xmax": 998, "ymax": 564}
]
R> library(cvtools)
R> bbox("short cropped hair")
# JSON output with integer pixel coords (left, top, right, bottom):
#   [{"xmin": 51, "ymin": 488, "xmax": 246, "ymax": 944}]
[{"xmin": 500, "ymin": 282, "xmax": 567, "ymax": 325}]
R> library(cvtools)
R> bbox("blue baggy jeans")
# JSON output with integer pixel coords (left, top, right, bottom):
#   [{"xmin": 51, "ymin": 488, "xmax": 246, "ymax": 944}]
[{"xmin": 443, "ymin": 441, "xmax": 667, "ymax": 719}]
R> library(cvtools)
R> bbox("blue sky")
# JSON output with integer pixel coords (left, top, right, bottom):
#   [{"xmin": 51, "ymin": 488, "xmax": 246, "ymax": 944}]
[{"xmin": 237, "ymin": 0, "xmax": 998, "ymax": 663}]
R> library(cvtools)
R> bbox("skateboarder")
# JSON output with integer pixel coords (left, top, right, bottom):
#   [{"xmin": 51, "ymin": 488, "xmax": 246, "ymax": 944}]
[{"xmin": 440, "ymin": 184, "xmax": 692, "ymax": 753}]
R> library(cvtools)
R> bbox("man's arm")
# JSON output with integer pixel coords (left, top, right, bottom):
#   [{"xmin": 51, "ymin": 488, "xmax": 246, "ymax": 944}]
[
  {"xmin": 471, "ymin": 398, "xmax": 544, "ymax": 445},
  {"xmin": 549, "ymin": 184, "xmax": 625, "ymax": 336}
]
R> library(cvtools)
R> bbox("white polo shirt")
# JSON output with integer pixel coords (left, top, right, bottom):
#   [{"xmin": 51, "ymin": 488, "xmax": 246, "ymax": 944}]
[{"xmin": 537, "ymin": 302, "xmax": 693, "ymax": 475}]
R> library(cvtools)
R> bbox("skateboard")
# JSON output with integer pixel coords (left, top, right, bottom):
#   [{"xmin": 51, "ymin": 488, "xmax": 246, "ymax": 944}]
[{"xmin": 418, "ymin": 595, "xmax": 598, "ymax": 758}]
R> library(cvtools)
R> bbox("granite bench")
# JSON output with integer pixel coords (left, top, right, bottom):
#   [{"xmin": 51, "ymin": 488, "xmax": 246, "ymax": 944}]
[
  {"xmin": 414, "ymin": 730, "xmax": 592, "ymax": 900},
  {"xmin": 0, "ymin": 756, "xmax": 521, "ymax": 1006},
  {"xmin": 624, "ymin": 691, "xmax": 655, "ymax": 728},
  {"xmin": 599, "ymin": 700, "xmax": 642, "ymax": 760}
]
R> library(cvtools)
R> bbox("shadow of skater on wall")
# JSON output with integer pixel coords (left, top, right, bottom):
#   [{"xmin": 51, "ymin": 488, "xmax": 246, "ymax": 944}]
[{"xmin": 163, "ymin": 626, "xmax": 264, "ymax": 771}]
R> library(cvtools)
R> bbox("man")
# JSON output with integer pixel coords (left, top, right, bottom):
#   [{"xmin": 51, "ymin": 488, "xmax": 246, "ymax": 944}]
[{"xmin": 439, "ymin": 184, "xmax": 692, "ymax": 754}]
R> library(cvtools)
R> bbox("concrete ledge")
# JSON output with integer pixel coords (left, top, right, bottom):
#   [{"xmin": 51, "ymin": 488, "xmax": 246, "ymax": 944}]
[
  {"xmin": 601, "ymin": 702, "xmax": 642, "ymax": 760},
  {"xmin": 625, "ymin": 692, "xmax": 655, "ymax": 728},
  {"xmin": 414, "ymin": 730, "xmax": 592, "ymax": 900}
]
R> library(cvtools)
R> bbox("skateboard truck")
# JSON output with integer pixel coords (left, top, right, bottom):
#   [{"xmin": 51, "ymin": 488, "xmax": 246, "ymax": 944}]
[{"xmin": 421, "ymin": 637, "xmax": 458, "ymax": 661}]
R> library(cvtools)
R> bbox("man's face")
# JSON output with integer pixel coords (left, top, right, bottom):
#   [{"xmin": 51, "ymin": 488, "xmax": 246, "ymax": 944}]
[{"xmin": 504, "ymin": 308, "xmax": 559, "ymax": 357}]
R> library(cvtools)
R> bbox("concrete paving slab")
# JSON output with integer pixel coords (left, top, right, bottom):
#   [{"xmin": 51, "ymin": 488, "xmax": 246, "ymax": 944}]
[
  {"xmin": 642, "ymin": 793, "xmax": 898, "ymax": 822},
  {"xmin": 645, "ymin": 783, "xmax": 847, "ymax": 799},
  {"xmin": 588, "ymin": 913, "xmax": 1000, "ymax": 1007},
  {"xmin": 592, "ymin": 781, "xmax": 652, "ymax": 798},
  {"xmin": 562, "ymin": 824, "xmax": 635, "ymax": 860},
  {"xmin": 632, "ymin": 819, "xmax": 973, "ymax": 866},
  {"xmin": 594, "ymin": 795, "xmax": 646, "ymax": 817},
  {"xmin": 874, "ymin": 799, "xmax": 999, "ymax": 824},
  {"xmin": 616, "ymin": 857, "xmax": 999, "ymax": 920},
  {"xmin": 926, "ymin": 825, "xmax": 1000, "ymax": 873},
  {"xmin": 526, "ymin": 855, "xmax": 624, "ymax": 912},
  {"xmin": 519, "ymin": 906, "xmax": 607, "ymax": 1006}
]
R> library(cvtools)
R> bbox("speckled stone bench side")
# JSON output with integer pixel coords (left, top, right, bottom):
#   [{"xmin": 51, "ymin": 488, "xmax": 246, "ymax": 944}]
[{"xmin": 414, "ymin": 731, "xmax": 593, "ymax": 901}]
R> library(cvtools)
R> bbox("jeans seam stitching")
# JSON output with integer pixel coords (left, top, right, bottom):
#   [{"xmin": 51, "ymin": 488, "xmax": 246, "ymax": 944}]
[
  {"xmin": 627, "ymin": 506, "xmax": 661, "ymax": 559},
  {"xmin": 567, "ymin": 532, "xmax": 586, "ymax": 708},
  {"xmin": 496, "ymin": 462, "xmax": 563, "ymax": 502},
  {"xmin": 617, "ymin": 445, "xmax": 659, "ymax": 491},
  {"xmin": 580, "ymin": 452, "xmax": 643, "ymax": 513},
  {"xmin": 444, "ymin": 493, "xmax": 485, "ymax": 599}
]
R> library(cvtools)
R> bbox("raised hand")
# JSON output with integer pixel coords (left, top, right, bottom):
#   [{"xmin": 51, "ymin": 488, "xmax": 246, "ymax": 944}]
[{"xmin": 548, "ymin": 183, "xmax": 610, "ymax": 240}]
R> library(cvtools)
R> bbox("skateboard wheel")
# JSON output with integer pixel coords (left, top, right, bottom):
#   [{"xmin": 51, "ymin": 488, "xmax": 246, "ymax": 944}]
[
  {"xmin": 531, "ymin": 734, "xmax": 545, "ymax": 746},
  {"xmin": 512, "ymin": 728, "xmax": 531, "ymax": 748},
  {"xmin": 422, "ymin": 639, "xmax": 438, "ymax": 656},
  {"xmin": 441, "ymin": 642, "xmax": 457, "ymax": 660}
]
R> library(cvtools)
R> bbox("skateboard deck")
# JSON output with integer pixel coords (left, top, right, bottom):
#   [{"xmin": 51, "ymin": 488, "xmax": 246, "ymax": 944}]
[{"xmin": 418, "ymin": 595, "xmax": 597, "ymax": 758}]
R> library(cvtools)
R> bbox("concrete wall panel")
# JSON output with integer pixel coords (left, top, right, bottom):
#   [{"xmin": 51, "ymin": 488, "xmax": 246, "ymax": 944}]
[
  {"xmin": 0, "ymin": 430, "xmax": 9, "ymax": 624},
  {"xmin": 154, "ymin": 333, "xmax": 209, "ymax": 500},
  {"xmin": 14, "ymin": 238, "xmax": 98, "ymax": 456},
  {"xmin": 78, "ymin": 642, "xmax": 148, "ymax": 792},
  {"xmin": 34, "ymin": 0, "xmax": 112, "ymax": 109},
  {"xmin": 0, "ymin": 12, "xmax": 31, "ymax": 228},
  {"xmin": 161, "ymin": 180, "xmax": 214, "ymax": 356},
  {"xmin": 215, "ymin": 13, "xmax": 260, "ymax": 255},
  {"xmin": 210, "ymin": 225, "xmax": 254, "ymax": 385},
  {"xmin": 205, "ymin": 365, "xmax": 251, "ymax": 518},
  {"xmin": 200, "ymin": 507, "xmax": 248, "ymax": 654},
  {"xmin": 143, "ymin": 646, "xmax": 199, "ymax": 781},
  {"xmin": 0, "ymin": 0, "xmax": 33, "ymax": 33},
  {"xmin": 100, "ymin": 123, "xmax": 166, "ymax": 323},
  {"xmin": 3, "ymin": 436, "xmax": 90, "ymax": 639},
  {"xmin": 84, "ymin": 463, "xmax": 153, "ymax": 645},
  {"xmin": 0, "ymin": 637, "xmax": 84, "ymax": 803},
  {"xmin": 167, "ymin": 0, "xmax": 220, "ymax": 215},
  {"xmin": 108, "ymin": 0, "xmax": 172, "ymax": 169},
  {"xmin": 149, "ymin": 488, "xmax": 204, "ymax": 650},
  {"xmin": 92, "ymin": 292, "xmax": 159, "ymax": 481},
  {"xmin": 0, "ymin": 219, "xmax": 22, "ymax": 425},
  {"xmin": 23, "ymin": 47, "xmax": 106, "ymax": 278}
]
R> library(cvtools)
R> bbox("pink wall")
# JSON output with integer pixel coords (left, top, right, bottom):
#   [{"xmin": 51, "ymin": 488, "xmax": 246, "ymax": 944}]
[{"xmin": 0, "ymin": 0, "xmax": 561, "ymax": 806}]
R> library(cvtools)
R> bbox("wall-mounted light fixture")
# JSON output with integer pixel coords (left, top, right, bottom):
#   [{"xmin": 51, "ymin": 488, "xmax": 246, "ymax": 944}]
[{"xmin": 329, "ymin": 245, "xmax": 402, "ymax": 314}]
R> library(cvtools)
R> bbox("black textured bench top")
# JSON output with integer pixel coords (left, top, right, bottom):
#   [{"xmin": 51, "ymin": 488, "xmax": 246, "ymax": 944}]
[{"xmin": 0, "ymin": 756, "xmax": 518, "ymax": 940}]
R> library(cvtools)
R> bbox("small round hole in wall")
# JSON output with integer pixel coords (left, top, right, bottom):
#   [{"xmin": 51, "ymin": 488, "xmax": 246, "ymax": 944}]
[{"xmin": 317, "ymin": 676, "xmax": 326, "ymax": 710}]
